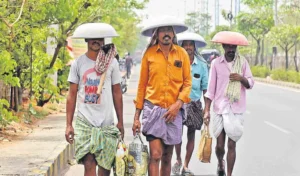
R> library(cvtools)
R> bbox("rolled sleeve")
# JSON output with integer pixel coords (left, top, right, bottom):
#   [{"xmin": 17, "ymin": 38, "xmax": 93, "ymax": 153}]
[
  {"xmin": 67, "ymin": 60, "xmax": 79, "ymax": 84},
  {"xmin": 204, "ymin": 60, "xmax": 217, "ymax": 100},
  {"xmin": 111, "ymin": 59, "xmax": 122, "ymax": 85},
  {"xmin": 178, "ymin": 51, "xmax": 192, "ymax": 103},
  {"xmin": 243, "ymin": 60, "xmax": 255, "ymax": 89}
]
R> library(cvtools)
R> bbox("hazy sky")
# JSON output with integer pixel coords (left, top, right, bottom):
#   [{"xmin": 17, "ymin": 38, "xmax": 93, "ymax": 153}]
[{"xmin": 136, "ymin": 0, "xmax": 246, "ymax": 30}]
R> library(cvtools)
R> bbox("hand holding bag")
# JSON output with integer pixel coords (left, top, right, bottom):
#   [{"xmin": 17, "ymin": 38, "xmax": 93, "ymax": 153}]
[
  {"xmin": 113, "ymin": 136, "xmax": 128, "ymax": 176},
  {"xmin": 197, "ymin": 124, "xmax": 212, "ymax": 163},
  {"xmin": 127, "ymin": 133, "xmax": 149, "ymax": 176}
]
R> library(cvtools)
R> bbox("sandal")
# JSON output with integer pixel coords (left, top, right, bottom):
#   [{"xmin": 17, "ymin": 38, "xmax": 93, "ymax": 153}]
[
  {"xmin": 217, "ymin": 160, "xmax": 226, "ymax": 176},
  {"xmin": 181, "ymin": 168, "xmax": 194, "ymax": 176},
  {"xmin": 172, "ymin": 161, "xmax": 182, "ymax": 175}
]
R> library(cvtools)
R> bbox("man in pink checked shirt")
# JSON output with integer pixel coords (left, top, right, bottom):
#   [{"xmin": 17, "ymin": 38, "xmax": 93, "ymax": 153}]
[{"xmin": 203, "ymin": 31, "xmax": 254, "ymax": 176}]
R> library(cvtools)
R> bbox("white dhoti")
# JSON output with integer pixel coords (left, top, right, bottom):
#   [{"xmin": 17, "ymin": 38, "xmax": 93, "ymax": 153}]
[{"xmin": 212, "ymin": 108, "xmax": 245, "ymax": 142}]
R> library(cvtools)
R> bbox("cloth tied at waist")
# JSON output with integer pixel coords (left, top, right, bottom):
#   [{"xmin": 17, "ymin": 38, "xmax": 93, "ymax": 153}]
[
  {"xmin": 142, "ymin": 100, "xmax": 185, "ymax": 145},
  {"xmin": 75, "ymin": 117, "xmax": 120, "ymax": 170}
]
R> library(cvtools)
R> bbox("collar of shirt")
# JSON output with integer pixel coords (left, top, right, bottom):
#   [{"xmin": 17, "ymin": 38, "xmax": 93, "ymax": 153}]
[{"xmin": 191, "ymin": 55, "xmax": 198, "ymax": 65}]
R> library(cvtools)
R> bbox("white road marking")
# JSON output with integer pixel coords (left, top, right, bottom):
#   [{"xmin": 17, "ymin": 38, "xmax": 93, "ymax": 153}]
[{"xmin": 264, "ymin": 121, "xmax": 291, "ymax": 134}]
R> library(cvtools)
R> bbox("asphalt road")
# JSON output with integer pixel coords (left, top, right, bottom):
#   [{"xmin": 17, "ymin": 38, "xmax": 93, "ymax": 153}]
[{"xmin": 64, "ymin": 65, "xmax": 300, "ymax": 176}]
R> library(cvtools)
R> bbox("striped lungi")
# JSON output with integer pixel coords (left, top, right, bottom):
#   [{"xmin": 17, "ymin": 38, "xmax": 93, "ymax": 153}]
[{"xmin": 74, "ymin": 117, "xmax": 120, "ymax": 170}]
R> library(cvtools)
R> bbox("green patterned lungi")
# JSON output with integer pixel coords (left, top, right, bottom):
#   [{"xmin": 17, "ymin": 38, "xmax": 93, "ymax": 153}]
[{"xmin": 74, "ymin": 117, "xmax": 120, "ymax": 170}]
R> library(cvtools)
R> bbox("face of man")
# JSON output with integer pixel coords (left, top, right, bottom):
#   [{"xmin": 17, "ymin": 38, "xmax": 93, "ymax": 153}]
[
  {"xmin": 222, "ymin": 44, "xmax": 237, "ymax": 59},
  {"xmin": 87, "ymin": 38, "xmax": 105, "ymax": 52},
  {"xmin": 157, "ymin": 26, "xmax": 175, "ymax": 46},
  {"xmin": 182, "ymin": 40, "xmax": 195, "ymax": 56}
]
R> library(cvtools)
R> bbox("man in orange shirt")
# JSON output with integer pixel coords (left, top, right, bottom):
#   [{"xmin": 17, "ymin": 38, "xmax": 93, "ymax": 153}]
[{"xmin": 132, "ymin": 17, "xmax": 192, "ymax": 176}]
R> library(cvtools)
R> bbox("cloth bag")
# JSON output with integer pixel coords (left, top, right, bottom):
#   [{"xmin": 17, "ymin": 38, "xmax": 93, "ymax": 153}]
[
  {"xmin": 113, "ymin": 137, "xmax": 128, "ymax": 176},
  {"xmin": 197, "ymin": 125, "xmax": 212, "ymax": 163},
  {"xmin": 127, "ymin": 133, "xmax": 149, "ymax": 176},
  {"xmin": 183, "ymin": 100, "xmax": 203, "ymax": 130}
]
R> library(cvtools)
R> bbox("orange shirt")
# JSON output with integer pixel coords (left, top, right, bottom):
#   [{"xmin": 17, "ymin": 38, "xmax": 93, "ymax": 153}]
[{"xmin": 135, "ymin": 44, "xmax": 191, "ymax": 109}]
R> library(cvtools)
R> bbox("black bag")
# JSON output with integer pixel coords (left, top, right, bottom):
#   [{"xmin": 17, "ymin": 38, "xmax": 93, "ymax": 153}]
[{"xmin": 183, "ymin": 100, "xmax": 203, "ymax": 130}]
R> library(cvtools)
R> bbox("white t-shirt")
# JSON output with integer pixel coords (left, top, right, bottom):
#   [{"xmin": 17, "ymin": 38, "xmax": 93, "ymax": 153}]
[{"xmin": 68, "ymin": 54, "xmax": 121, "ymax": 127}]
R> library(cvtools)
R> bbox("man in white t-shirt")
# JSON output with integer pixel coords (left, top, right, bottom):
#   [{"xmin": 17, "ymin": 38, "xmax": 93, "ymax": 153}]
[{"xmin": 65, "ymin": 23, "xmax": 123, "ymax": 176}]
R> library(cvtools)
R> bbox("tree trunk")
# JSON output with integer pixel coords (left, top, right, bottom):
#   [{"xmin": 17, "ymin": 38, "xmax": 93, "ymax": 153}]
[
  {"xmin": 16, "ymin": 66, "xmax": 23, "ymax": 105},
  {"xmin": 18, "ymin": 87, "xmax": 23, "ymax": 106},
  {"xmin": 37, "ymin": 91, "xmax": 53, "ymax": 107},
  {"xmin": 10, "ymin": 87, "xmax": 13, "ymax": 109},
  {"xmin": 285, "ymin": 46, "xmax": 289, "ymax": 70},
  {"xmin": 294, "ymin": 42, "xmax": 299, "ymax": 72},
  {"xmin": 260, "ymin": 39, "xmax": 265, "ymax": 65},
  {"xmin": 13, "ymin": 87, "xmax": 18, "ymax": 112},
  {"xmin": 255, "ymin": 39, "xmax": 261, "ymax": 65},
  {"xmin": 37, "ymin": 90, "xmax": 44, "ymax": 107},
  {"xmin": 49, "ymin": 41, "xmax": 63, "ymax": 69}
]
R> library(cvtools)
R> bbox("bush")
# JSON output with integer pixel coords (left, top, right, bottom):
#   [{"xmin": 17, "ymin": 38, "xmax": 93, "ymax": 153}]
[
  {"xmin": 271, "ymin": 69, "xmax": 288, "ymax": 81},
  {"xmin": 0, "ymin": 99, "xmax": 18, "ymax": 129},
  {"xmin": 251, "ymin": 66, "xmax": 270, "ymax": 78},
  {"xmin": 250, "ymin": 66, "xmax": 300, "ymax": 84},
  {"xmin": 271, "ymin": 69, "xmax": 300, "ymax": 84}
]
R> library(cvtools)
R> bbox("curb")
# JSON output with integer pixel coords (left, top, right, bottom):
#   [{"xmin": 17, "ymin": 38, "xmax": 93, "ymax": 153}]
[
  {"xmin": 254, "ymin": 77, "xmax": 300, "ymax": 89},
  {"xmin": 28, "ymin": 143, "xmax": 75, "ymax": 176}
]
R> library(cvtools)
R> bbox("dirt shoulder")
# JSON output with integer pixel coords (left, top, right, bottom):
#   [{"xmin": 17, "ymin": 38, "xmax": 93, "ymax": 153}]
[{"xmin": 0, "ymin": 102, "xmax": 66, "ymax": 143}]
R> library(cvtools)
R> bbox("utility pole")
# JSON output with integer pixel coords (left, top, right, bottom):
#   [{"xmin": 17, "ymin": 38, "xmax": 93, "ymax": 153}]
[
  {"xmin": 274, "ymin": 0, "xmax": 278, "ymax": 26},
  {"xmin": 184, "ymin": 0, "xmax": 186, "ymax": 19},
  {"xmin": 200, "ymin": 0, "xmax": 209, "ymax": 35},
  {"xmin": 272, "ymin": 0, "xmax": 278, "ymax": 69},
  {"xmin": 235, "ymin": 0, "xmax": 240, "ymax": 17},
  {"xmin": 230, "ymin": 0, "xmax": 233, "ymax": 27},
  {"xmin": 215, "ymin": 0, "xmax": 220, "ymax": 27},
  {"xmin": 206, "ymin": 0, "xmax": 209, "ymax": 35}
]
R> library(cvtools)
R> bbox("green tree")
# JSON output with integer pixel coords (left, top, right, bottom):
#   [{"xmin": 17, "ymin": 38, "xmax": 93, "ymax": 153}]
[
  {"xmin": 268, "ymin": 25, "xmax": 300, "ymax": 70},
  {"xmin": 0, "ymin": 0, "xmax": 148, "ymax": 110},
  {"xmin": 185, "ymin": 11, "xmax": 211, "ymax": 36},
  {"xmin": 278, "ymin": 3, "xmax": 300, "ymax": 71},
  {"xmin": 237, "ymin": 9, "xmax": 274, "ymax": 66},
  {"xmin": 242, "ymin": 0, "xmax": 273, "ymax": 8},
  {"xmin": 0, "ymin": 0, "xmax": 26, "ymax": 111}
]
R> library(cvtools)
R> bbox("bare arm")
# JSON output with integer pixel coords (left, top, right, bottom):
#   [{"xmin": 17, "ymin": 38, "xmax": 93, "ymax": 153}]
[
  {"xmin": 203, "ymin": 97, "xmax": 212, "ymax": 126},
  {"xmin": 112, "ymin": 83, "xmax": 124, "ymax": 138},
  {"xmin": 204, "ymin": 97, "xmax": 212, "ymax": 113},
  {"xmin": 134, "ymin": 109, "xmax": 142, "ymax": 121},
  {"xmin": 231, "ymin": 60, "xmax": 254, "ymax": 89},
  {"xmin": 241, "ymin": 77, "xmax": 250, "ymax": 88},
  {"xmin": 65, "ymin": 83, "xmax": 78, "ymax": 143},
  {"xmin": 66, "ymin": 83, "xmax": 78, "ymax": 126},
  {"xmin": 229, "ymin": 73, "xmax": 250, "ymax": 88}
]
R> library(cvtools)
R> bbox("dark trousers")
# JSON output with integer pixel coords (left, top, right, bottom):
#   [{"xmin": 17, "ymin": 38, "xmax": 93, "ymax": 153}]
[{"xmin": 126, "ymin": 65, "xmax": 131, "ymax": 78}]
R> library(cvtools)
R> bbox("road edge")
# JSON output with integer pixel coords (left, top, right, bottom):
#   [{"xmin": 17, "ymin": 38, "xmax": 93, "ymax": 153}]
[
  {"xmin": 28, "ymin": 143, "xmax": 75, "ymax": 176},
  {"xmin": 254, "ymin": 77, "xmax": 300, "ymax": 89}
]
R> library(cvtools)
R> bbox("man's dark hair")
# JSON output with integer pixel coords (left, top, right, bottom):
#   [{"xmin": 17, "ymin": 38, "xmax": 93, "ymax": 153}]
[{"xmin": 116, "ymin": 54, "xmax": 120, "ymax": 62}]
